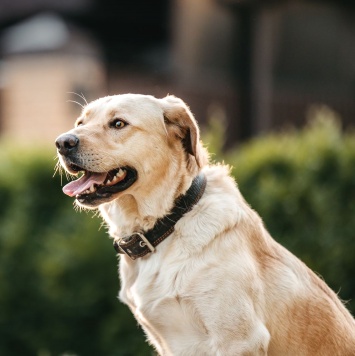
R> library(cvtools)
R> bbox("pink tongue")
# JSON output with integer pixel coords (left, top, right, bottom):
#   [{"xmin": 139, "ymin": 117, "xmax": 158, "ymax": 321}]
[{"xmin": 63, "ymin": 172, "xmax": 107, "ymax": 197}]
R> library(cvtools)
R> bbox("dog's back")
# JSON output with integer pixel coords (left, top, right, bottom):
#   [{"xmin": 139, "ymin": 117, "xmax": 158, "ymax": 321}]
[{"xmin": 250, "ymin": 229, "xmax": 355, "ymax": 355}]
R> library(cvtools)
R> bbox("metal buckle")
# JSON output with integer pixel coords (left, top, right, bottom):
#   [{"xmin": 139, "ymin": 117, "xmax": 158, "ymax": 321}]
[
  {"xmin": 113, "ymin": 233, "xmax": 155, "ymax": 261},
  {"xmin": 134, "ymin": 232, "xmax": 155, "ymax": 253},
  {"xmin": 114, "ymin": 241, "xmax": 137, "ymax": 260}
]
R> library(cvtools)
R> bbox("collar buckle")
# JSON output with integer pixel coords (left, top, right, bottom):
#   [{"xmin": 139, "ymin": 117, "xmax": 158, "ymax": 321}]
[
  {"xmin": 113, "ymin": 240, "xmax": 134, "ymax": 259},
  {"xmin": 134, "ymin": 232, "xmax": 155, "ymax": 253},
  {"xmin": 113, "ymin": 232, "xmax": 155, "ymax": 260}
]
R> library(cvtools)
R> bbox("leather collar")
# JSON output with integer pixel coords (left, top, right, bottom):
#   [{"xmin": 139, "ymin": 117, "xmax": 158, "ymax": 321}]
[{"xmin": 113, "ymin": 173, "xmax": 207, "ymax": 260}]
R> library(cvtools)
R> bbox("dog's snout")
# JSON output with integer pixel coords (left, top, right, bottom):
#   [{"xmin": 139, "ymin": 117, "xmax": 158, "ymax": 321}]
[{"xmin": 55, "ymin": 134, "xmax": 79, "ymax": 156}]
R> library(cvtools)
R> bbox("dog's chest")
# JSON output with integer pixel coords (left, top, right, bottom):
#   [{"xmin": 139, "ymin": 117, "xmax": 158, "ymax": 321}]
[
  {"xmin": 120, "ymin": 254, "xmax": 184, "ymax": 315},
  {"xmin": 119, "ymin": 254, "xmax": 208, "ymax": 346}
]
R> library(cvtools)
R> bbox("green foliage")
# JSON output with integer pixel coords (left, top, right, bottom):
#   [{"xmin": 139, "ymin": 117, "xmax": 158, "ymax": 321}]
[
  {"xmin": 205, "ymin": 107, "xmax": 355, "ymax": 313},
  {"xmin": 0, "ymin": 146, "xmax": 151, "ymax": 356}
]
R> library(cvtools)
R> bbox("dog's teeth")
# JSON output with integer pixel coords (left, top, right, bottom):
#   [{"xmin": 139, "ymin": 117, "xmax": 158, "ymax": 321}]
[
  {"xmin": 90, "ymin": 185, "xmax": 95, "ymax": 192},
  {"xmin": 103, "ymin": 169, "xmax": 126, "ymax": 186}
]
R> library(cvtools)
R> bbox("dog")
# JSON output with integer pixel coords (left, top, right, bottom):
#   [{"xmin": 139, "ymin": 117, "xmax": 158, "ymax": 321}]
[{"xmin": 56, "ymin": 94, "xmax": 355, "ymax": 355}]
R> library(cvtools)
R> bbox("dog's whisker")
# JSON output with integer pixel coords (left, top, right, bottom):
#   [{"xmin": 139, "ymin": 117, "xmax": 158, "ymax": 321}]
[
  {"xmin": 80, "ymin": 92, "xmax": 88, "ymax": 105},
  {"xmin": 53, "ymin": 162, "xmax": 60, "ymax": 178},
  {"xmin": 98, "ymin": 220, "xmax": 108, "ymax": 231},
  {"xmin": 53, "ymin": 161, "xmax": 65, "ymax": 186},
  {"xmin": 68, "ymin": 92, "xmax": 88, "ymax": 106},
  {"xmin": 65, "ymin": 171, "xmax": 72, "ymax": 181},
  {"xmin": 67, "ymin": 99, "xmax": 84, "ymax": 109}
]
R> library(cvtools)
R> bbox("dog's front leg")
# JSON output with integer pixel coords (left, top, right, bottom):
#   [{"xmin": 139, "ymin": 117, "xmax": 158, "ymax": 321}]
[
  {"xmin": 218, "ymin": 322, "xmax": 270, "ymax": 355},
  {"xmin": 134, "ymin": 312, "xmax": 168, "ymax": 356},
  {"xmin": 194, "ymin": 289, "xmax": 270, "ymax": 355}
]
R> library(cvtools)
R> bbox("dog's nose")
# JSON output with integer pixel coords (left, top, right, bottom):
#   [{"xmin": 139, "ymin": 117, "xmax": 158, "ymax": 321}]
[{"xmin": 55, "ymin": 134, "xmax": 79, "ymax": 156}]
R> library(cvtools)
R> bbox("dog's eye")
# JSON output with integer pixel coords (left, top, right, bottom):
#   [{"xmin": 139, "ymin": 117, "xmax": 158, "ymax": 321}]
[{"xmin": 111, "ymin": 119, "xmax": 127, "ymax": 129}]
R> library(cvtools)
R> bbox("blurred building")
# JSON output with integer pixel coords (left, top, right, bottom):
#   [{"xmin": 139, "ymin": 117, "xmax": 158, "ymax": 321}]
[
  {"xmin": 0, "ymin": 0, "xmax": 355, "ymax": 146},
  {"xmin": 0, "ymin": 13, "xmax": 105, "ymax": 143}
]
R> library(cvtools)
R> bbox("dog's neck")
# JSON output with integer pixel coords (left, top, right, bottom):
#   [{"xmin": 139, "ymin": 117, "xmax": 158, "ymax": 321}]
[
  {"xmin": 99, "ymin": 164, "xmax": 197, "ymax": 239},
  {"xmin": 112, "ymin": 173, "xmax": 207, "ymax": 259}
]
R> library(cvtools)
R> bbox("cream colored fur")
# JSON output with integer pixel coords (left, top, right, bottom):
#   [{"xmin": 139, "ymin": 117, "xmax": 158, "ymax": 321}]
[{"xmin": 59, "ymin": 94, "xmax": 355, "ymax": 355}]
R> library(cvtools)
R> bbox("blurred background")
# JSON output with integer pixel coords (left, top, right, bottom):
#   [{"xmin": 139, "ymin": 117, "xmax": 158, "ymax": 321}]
[{"xmin": 0, "ymin": 0, "xmax": 354, "ymax": 355}]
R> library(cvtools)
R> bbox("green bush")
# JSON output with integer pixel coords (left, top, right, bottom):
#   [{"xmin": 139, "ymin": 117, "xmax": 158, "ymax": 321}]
[
  {"xmin": 0, "ymin": 109, "xmax": 354, "ymax": 355},
  {"xmin": 0, "ymin": 146, "xmax": 151, "ymax": 355}
]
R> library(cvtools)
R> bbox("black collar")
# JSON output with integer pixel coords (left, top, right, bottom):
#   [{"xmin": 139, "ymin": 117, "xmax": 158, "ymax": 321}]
[{"xmin": 113, "ymin": 173, "xmax": 207, "ymax": 260}]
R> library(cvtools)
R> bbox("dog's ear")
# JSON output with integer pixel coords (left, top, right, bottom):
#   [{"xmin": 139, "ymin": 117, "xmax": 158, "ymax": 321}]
[{"xmin": 160, "ymin": 95, "xmax": 207, "ymax": 168}]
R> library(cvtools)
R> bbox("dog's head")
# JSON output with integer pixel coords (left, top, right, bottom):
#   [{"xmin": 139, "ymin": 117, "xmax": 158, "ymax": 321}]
[{"xmin": 55, "ymin": 94, "xmax": 208, "ymax": 208}]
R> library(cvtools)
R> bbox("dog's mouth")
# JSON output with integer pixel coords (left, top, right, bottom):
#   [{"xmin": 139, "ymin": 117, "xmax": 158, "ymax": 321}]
[{"xmin": 62, "ymin": 164, "xmax": 137, "ymax": 205}]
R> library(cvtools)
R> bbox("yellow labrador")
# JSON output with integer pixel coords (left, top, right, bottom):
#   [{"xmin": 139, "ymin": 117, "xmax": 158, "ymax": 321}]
[{"xmin": 56, "ymin": 94, "xmax": 355, "ymax": 355}]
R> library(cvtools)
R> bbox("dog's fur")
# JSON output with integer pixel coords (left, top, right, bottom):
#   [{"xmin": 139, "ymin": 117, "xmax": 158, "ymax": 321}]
[{"xmin": 57, "ymin": 94, "xmax": 355, "ymax": 355}]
